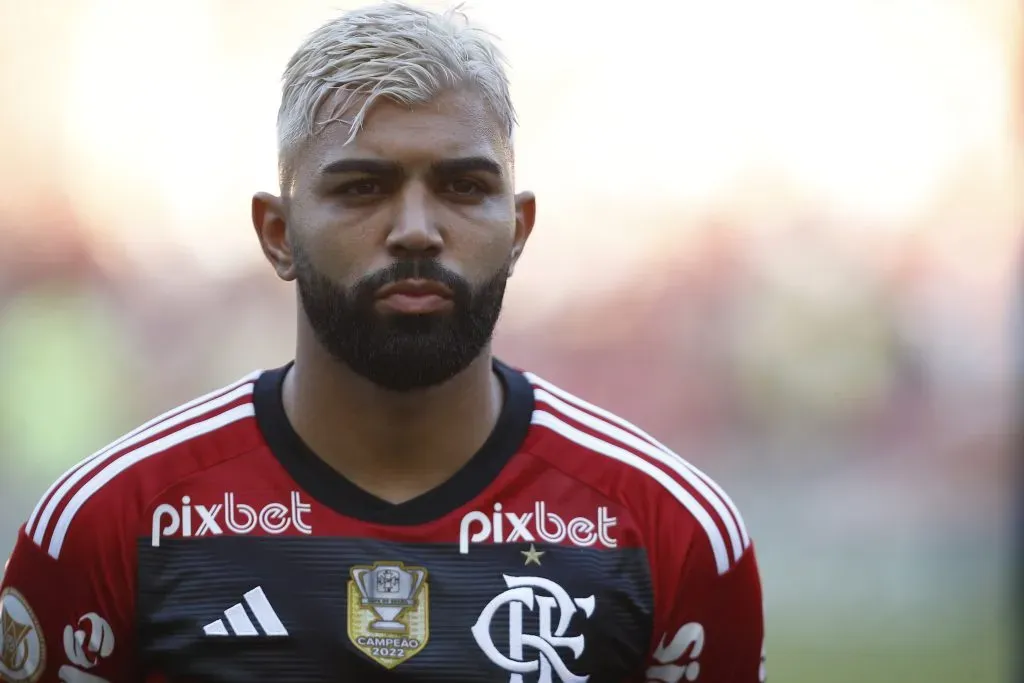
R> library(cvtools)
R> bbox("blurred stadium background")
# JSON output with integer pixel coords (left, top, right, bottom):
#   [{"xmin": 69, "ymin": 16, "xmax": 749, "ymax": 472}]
[{"xmin": 0, "ymin": 1, "xmax": 1021, "ymax": 680}]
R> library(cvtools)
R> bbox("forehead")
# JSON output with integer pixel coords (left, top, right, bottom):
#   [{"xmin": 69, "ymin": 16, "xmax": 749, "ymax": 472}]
[{"xmin": 303, "ymin": 89, "xmax": 509, "ymax": 173}]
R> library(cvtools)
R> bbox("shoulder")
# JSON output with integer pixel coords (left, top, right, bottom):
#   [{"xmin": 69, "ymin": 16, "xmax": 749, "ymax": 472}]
[
  {"xmin": 21, "ymin": 370, "xmax": 264, "ymax": 562},
  {"xmin": 523, "ymin": 369, "xmax": 752, "ymax": 576}
]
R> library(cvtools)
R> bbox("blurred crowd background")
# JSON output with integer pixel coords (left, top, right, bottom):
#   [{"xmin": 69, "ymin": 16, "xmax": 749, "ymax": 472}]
[{"xmin": 0, "ymin": 1, "xmax": 1021, "ymax": 681}]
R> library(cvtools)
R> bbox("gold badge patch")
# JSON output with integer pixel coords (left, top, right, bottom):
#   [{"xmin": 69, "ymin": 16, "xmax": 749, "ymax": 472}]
[
  {"xmin": 347, "ymin": 561, "xmax": 429, "ymax": 669},
  {"xmin": 0, "ymin": 587, "xmax": 45, "ymax": 683}
]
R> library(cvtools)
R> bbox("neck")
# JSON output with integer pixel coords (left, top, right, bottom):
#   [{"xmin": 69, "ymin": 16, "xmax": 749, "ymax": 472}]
[{"xmin": 282, "ymin": 325, "xmax": 504, "ymax": 504}]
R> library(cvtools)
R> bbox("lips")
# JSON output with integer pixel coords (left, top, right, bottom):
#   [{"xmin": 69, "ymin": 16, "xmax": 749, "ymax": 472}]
[
  {"xmin": 375, "ymin": 279, "xmax": 453, "ymax": 300},
  {"xmin": 374, "ymin": 279, "xmax": 453, "ymax": 314}
]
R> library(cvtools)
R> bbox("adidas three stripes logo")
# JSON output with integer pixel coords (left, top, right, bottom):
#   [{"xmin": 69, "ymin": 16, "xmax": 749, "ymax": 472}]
[{"xmin": 203, "ymin": 586, "xmax": 288, "ymax": 637}]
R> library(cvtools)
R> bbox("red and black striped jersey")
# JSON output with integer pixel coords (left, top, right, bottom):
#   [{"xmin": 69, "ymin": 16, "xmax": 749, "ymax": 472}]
[{"xmin": 0, "ymin": 360, "xmax": 765, "ymax": 683}]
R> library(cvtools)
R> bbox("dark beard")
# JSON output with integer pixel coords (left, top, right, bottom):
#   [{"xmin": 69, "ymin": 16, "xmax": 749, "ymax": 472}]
[{"xmin": 294, "ymin": 249, "xmax": 509, "ymax": 392}]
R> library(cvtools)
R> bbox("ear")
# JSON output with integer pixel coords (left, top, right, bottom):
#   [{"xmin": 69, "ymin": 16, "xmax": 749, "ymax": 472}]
[
  {"xmin": 252, "ymin": 192, "xmax": 297, "ymax": 281},
  {"xmin": 509, "ymin": 191, "xmax": 536, "ymax": 276}
]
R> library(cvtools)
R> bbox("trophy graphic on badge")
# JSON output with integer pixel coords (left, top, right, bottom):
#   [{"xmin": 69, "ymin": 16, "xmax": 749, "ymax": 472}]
[
  {"xmin": 347, "ymin": 561, "xmax": 430, "ymax": 668},
  {"xmin": 350, "ymin": 562, "xmax": 427, "ymax": 633}
]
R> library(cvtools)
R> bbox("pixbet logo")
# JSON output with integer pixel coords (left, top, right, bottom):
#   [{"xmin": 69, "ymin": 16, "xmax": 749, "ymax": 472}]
[
  {"xmin": 459, "ymin": 502, "xmax": 617, "ymax": 554},
  {"xmin": 151, "ymin": 492, "xmax": 313, "ymax": 547}
]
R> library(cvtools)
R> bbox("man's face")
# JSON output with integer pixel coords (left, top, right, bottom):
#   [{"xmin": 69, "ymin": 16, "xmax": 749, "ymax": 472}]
[{"xmin": 258, "ymin": 89, "xmax": 534, "ymax": 391}]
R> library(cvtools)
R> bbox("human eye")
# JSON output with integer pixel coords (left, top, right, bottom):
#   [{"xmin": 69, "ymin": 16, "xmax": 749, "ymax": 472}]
[
  {"xmin": 336, "ymin": 179, "xmax": 384, "ymax": 196},
  {"xmin": 442, "ymin": 177, "xmax": 488, "ymax": 199}
]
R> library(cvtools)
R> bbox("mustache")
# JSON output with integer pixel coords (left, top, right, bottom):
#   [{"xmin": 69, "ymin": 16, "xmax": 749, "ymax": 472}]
[{"xmin": 354, "ymin": 259, "xmax": 469, "ymax": 299}]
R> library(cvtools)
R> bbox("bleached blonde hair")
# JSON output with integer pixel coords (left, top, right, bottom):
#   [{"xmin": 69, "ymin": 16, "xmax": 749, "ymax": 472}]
[{"xmin": 277, "ymin": 2, "xmax": 516, "ymax": 186}]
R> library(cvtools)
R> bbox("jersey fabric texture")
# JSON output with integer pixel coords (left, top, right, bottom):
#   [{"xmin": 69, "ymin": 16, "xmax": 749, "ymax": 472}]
[{"xmin": 0, "ymin": 360, "xmax": 765, "ymax": 683}]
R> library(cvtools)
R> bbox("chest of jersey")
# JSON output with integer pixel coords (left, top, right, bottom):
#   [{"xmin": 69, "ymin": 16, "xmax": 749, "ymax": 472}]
[{"xmin": 136, "ymin": 491, "xmax": 654, "ymax": 683}]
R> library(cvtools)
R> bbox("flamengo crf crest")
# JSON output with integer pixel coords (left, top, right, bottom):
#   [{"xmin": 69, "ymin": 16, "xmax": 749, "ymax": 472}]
[{"xmin": 347, "ymin": 561, "xmax": 430, "ymax": 669}]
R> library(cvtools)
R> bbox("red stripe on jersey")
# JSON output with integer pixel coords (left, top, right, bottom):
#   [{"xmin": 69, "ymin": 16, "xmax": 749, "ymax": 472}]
[
  {"xmin": 27, "ymin": 373, "xmax": 260, "ymax": 555},
  {"xmin": 46, "ymin": 399, "xmax": 257, "ymax": 560},
  {"xmin": 526, "ymin": 373, "xmax": 749, "ymax": 575}
]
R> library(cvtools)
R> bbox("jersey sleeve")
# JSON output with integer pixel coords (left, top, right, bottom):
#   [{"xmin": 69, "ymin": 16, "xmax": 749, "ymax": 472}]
[
  {"xmin": 1, "ymin": 510, "xmax": 137, "ymax": 683},
  {"xmin": 644, "ymin": 512, "xmax": 766, "ymax": 682}
]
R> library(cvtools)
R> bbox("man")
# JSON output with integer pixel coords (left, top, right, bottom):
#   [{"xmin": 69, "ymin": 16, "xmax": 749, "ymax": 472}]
[{"xmin": 0, "ymin": 4, "xmax": 765, "ymax": 682}]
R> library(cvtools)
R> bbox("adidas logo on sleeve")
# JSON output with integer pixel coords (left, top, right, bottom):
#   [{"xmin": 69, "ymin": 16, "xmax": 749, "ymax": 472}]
[{"xmin": 203, "ymin": 586, "xmax": 288, "ymax": 637}]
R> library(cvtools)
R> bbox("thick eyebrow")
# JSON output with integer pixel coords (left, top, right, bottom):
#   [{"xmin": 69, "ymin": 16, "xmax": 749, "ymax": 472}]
[
  {"xmin": 317, "ymin": 156, "xmax": 504, "ymax": 178},
  {"xmin": 318, "ymin": 158, "xmax": 401, "ymax": 177},
  {"xmin": 430, "ymin": 156, "xmax": 504, "ymax": 178}
]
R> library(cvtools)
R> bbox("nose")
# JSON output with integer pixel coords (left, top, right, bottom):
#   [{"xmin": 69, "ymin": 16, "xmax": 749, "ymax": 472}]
[{"xmin": 385, "ymin": 182, "xmax": 444, "ymax": 258}]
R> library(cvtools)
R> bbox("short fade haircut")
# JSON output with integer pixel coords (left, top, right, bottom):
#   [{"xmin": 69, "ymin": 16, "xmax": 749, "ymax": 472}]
[{"xmin": 276, "ymin": 2, "xmax": 516, "ymax": 187}]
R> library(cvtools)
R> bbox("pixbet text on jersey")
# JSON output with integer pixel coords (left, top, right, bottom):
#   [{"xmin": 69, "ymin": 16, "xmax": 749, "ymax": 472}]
[
  {"xmin": 458, "ymin": 501, "xmax": 618, "ymax": 553},
  {"xmin": 150, "ymin": 492, "xmax": 313, "ymax": 546}
]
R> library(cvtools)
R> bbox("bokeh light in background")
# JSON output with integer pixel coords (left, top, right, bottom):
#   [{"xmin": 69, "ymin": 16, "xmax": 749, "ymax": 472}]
[{"xmin": 0, "ymin": 1, "xmax": 1020, "ymax": 680}]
